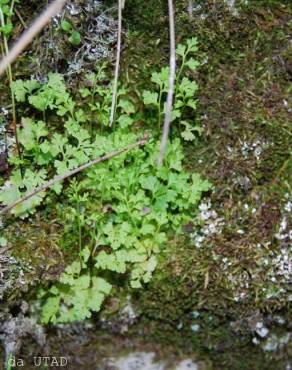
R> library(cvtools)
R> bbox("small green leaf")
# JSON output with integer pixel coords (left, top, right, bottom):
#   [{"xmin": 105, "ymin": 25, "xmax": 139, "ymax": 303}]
[
  {"xmin": 74, "ymin": 275, "xmax": 91, "ymax": 290},
  {"xmin": 69, "ymin": 30, "xmax": 81, "ymax": 46},
  {"xmin": 185, "ymin": 57, "xmax": 200, "ymax": 70},
  {"xmin": 80, "ymin": 88, "xmax": 91, "ymax": 98},
  {"xmin": 186, "ymin": 99, "xmax": 197, "ymax": 110},
  {"xmin": 181, "ymin": 121, "xmax": 203, "ymax": 141},
  {"xmin": 176, "ymin": 43, "xmax": 187, "ymax": 57},
  {"xmin": 151, "ymin": 67, "xmax": 169, "ymax": 88},
  {"xmin": 41, "ymin": 296, "xmax": 61, "ymax": 324},
  {"xmin": 18, "ymin": 118, "xmax": 36, "ymax": 150},
  {"xmin": 117, "ymin": 114, "xmax": 134, "ymax": 128},
  {"xmin": 118, "ymin": 99, "xmax": 136, "ymax": 114},
  {"xmin": 50, "ymin": 182, "xmax": 63, "ymax": 194},
  {"xmin": 61, "ymin": 20, "xmax": 72, "ymax": 32},
  {"xmin": 130, "ymin": 280, "xmax": 142, "ymax": 288},
  {"xmin": 80, "ymin": 246, "xmax": 91, "ymax": 263},
  {"xmin": 143, "ymin": 90, "xmax": 158, "ymax": 106},
  {"xmin": 179, "ymin": 77, "xmax": 198, "ymax": 98},
  {"xmin": 139, "ymin": 175, "xmax": 160, "ymax": 193},
  {"xmin": 12, "ymin": 80, "xmax": 28, "ymax": 102},
  {"xmin": 186, "ymin": 37, "xmax": 198, "ymax": 52},
  {"xmin": 0, "ymin": 22, "xmax": 13, "ymax": 35},
  {"xmin": 170, "ymin": 109, "xmax": 181, "ymax": 121},
  {"xmin": 29, "ymin": 94, "xmax": 50, "ymax": 111},
  {"xmin": 181, "ymin": 128, "xmax": 196, "ymax": 141},
  {"xmin": 140, "ymin": 223, "xmax": 156, "ymax": 235}
]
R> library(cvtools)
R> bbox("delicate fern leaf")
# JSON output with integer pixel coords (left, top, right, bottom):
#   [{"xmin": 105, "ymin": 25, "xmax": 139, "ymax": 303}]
[
  {"xmin": 41, "ymin": 296, "xmax": 61, "ymax": 324},
  {"xmin": 176, "ymin": 43, "xmax": 187, "ymax": 57},
  {"xmin": 185, "ymin": 57, "xmax": 200, "ymax": 70},
  {"xmin": 142, "ymin": 90, "xmax": 158, "ymax": 106}
]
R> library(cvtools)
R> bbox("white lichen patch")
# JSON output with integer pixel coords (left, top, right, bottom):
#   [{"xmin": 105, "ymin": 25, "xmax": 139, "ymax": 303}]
[
  {"xmin": 245, "ymin": 311, "xmax": 292, "ymax": 355},
  {"xmin": 0, "ymin": 110, "xmax": 15, "ymax": 160},
  {"xmin": 99, "ymin": 298, "xmax": 138, "ymax": 334},
  {"xmin": 222, "ymin": 261, "xmax": 250, "ymax": 303},
  {"xmin": 223, "ymin": 0, "xmax": 249, "ymax": 17},
  {"xmin": 0, "ymin": 108, "xmax": 11, "ymax": 157},
  {"xmin": 0, "ymin": 309, "xmax": 45, "ymax": 363},
  {"xmin": 255, "ymin": 322, "xmax": 269, "ymax": 338},
  {"xmin": 275, "ymin": 215, "xmax": 291, "ymax": 242},
  {"xmin": 190, "ymin": 324, "xmax": 200, "ymax": 333},
  {"xmin": 262, "ymin": 333, "xmax": 291, "ymax": 352},
  {"xmin": 226, "ymin": 138, "xmax": 270, "ymax": 162},
  {"xmin": 187, "ymin": 3, "xmax": 208, "ymax": 20},
  {"xmin": 0, "ymin": 122, "xmax": 6, "ymax": 156},
  {"xmin": 239, "ymin": 139, "xmax": 269, "ymax": 160},
  {"xmin": 283, "ymin": 99, "xmax": 292, "ymax": 113},
  {"xmin": 38, "ymin": 0, "xmax": 118, "ymax": 78},
  {"xmin": 256, "ymin": 196, "xmax": 292, "ymax": 300},
  {"xmin": 104, "ymin": 352, "xmax": 199, "ymax": 370},
  {"xmin": 0, "ymin": 252, "xmax": 28, "ymax": 300},
  {"xmin": 224, "ymin": 0, "xmax": 239, "ymax": 16},
  {"xmin": 191, "ymin": 199, "xmax": 225, "ymax": 247}
]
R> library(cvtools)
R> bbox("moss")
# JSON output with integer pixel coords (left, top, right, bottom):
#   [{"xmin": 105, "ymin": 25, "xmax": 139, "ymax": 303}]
[
  {"xmin": 1, "ymin": 215, "xmax": 69, "ymax": 305},
  {"xmin": 118, "ymin": 1, "xmax": 292, "ymax": 368}
]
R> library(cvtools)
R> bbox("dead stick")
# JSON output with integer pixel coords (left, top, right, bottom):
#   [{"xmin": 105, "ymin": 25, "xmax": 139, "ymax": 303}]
[
  {"xmin": 0, "ymin": 0, "xmax": 66, "ymax": 76},
  {"xmin": 0, "ymin": 138, "xmax": 148, "ymax": 215},
  {"xmin": 14, "ymin": 8, "xmax": 27, "ymax": 29},
  {"xmin": 188, "ymin": 0, "xmax": 193, "ymax": 21},
  {"xmin": 157, "ymin": 0, "xmax": 176, "ymax": 166},
  {"xmin": 109, "ymin": 0, "xmax": 124, "ymax": 127}
]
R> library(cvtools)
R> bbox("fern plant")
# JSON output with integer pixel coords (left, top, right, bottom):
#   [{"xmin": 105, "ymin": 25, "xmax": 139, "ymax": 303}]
[
  {"xmin": 40, "ymin": 248, "xmax": 112, "ymax": 323},
  {"xmin": 0, "ymin": 38, "xmax": 211, "ymax": 323},
  {"xmin": 1, "ymin": 74, "xmax": 93, "ymax": 217},
  {"xmin": 40, "ymin": 135, "xmax": 211, "ymax": 323},
  {"xmin": 80, "ymin": 63, "xmax": 137, "ymax": 130},
  {"xmin": 143, "ymin": 37, "xmax": 202, "ymax": 141}
]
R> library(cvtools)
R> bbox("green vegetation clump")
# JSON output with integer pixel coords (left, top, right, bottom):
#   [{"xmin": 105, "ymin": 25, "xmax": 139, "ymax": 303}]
[
  {"xmin": 61, "ymin": 19, "xmax": 81, "ymax": 46},
  {"xmin": 40, "ymin": 137, "xmax": 210, "ymax": 323},
  {"xmin": 0, "ymin": 39, "xmax": 211, "ymax": 323},
  {"xmin": 143, "ymin": 37, "xmax": 202, "ymax": 141},
  {"xmin": 0, "ymin": 0, "xmax": 16, "ymax": 38}
]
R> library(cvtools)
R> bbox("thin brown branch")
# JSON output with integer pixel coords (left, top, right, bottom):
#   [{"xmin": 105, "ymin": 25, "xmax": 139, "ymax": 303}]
[
  {"xmin": 188, "ymin": 0, "xmax": 193, "ymax": 21},
  {"xmin": 14, "ymin": 8, "xmax": 27, "ymax": 29},
  {"xmin": 0, "ymin": 0, "xmax": 66, "ymax": 76},
  {"xmin": 109, "ymin": 0, "xmax": 124, "ymax": 127},
  {"xmin": 0, "ymin": 137, "xmax": 148, "ymax": 215},
  {"xmin": 0, "ymin": 245, "xmax": 13, "ymax": 255},
  {"xmin": 157, "ymin": 0, "xmax": 176, "ymax": 167}
]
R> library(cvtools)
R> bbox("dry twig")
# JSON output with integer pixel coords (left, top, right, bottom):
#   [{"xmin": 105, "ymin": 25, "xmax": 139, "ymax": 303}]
[
  {"xmin": 14, "ymin": 8, "xmax": 27, "ymax": 29},
  {"xmin": 188, "ymin": 0, "xmax": 193, "ymax": 21},
  {"xmin": 109, "ymin": 0, "xmax": 125, "ymax": 127},
  {"xmin": 0, "ymin": 0, "xmax": 66, "ymax": 76},
  {"xmin": 0, "ymin": 137, "xmax": 148, "ymax": 215},
  {"xmin": 157, "ymin": 0, "xmax": 176, "ymax": 166}
]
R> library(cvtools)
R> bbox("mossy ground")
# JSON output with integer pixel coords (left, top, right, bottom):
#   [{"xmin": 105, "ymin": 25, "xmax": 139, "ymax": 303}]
[
  {"xmin": 109, "ymin": 0, "xmax": 292, "ymax": 368},
  {"xmin": 126, "ymin": 1, "xmax": 291, "ymax": 368},
  {"xmin": 0, "ymin": 0, "xmax": 291, "ymax": 369}
]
